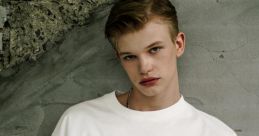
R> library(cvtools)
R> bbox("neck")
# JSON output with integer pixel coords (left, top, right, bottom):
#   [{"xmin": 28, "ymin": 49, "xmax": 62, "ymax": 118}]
[{"xmin": 127, "ymin": 87, "xmax": 181, "ymax": 111}]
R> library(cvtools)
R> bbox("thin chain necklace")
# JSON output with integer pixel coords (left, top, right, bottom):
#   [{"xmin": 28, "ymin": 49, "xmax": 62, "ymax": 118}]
[{"xmin": 126, "ymin": 88, "xmax": 132, "ymax": 108}]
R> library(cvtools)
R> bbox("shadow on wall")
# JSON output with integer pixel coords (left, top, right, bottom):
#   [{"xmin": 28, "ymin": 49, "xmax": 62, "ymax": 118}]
[{"xmin": 0, "ymin": 4, "xmax": 130, "ymax": 136}]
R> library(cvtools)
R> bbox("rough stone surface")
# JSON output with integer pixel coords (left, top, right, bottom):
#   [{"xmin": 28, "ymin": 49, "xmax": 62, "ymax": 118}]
[
  {"xmin": 0, "ymin": 33, "xmax": 2, "ymax": 50},
  {"xmin": 0, "ymin": 0, "xmax": 258, "ymax": 136},
  {"xmin": 0, "ymin": 5, "xmax": 125, "ymax": 136},
  {"xmin": 0, "ymin": 0, "xmax": 113, "ymax": 71},
  {"xmin": 0, "ymin": 5, "xmax": 7, "ymax": 69},
  {"xmin": 0, "ymin": 6, "xmax": 7, "ymax": 28}
]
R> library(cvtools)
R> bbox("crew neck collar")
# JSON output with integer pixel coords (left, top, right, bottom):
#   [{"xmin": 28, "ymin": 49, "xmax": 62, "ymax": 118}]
[{"xmin": 110, "ymin": 91, "xmax": 188, "ymax": 122}]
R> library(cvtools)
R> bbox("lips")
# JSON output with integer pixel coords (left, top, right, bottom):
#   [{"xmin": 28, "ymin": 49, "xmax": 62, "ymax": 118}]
[{"xmin": 139, "ymin": 77, "xmax": 160, "ymax": 87}]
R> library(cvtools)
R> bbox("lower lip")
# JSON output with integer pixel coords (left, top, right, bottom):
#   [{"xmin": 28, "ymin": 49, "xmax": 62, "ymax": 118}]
[{"xmin": 140, "ymin": 79, "xmax": 159, "ymax": 87}]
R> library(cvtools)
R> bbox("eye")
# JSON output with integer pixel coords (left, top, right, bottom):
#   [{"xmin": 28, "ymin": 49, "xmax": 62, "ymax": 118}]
[
  {"xmin": 149, "ymin": 47, "xmax": 162, "ymax": 54},
  {"xmin": 122, "ymin": 55, "xmax": 136, "ymax": 61}
]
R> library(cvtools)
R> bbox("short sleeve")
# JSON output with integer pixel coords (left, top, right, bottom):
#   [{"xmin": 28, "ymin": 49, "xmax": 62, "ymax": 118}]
[{"xmin": 51, "ymin": 113, "xmax": 70, "ymax": 136}]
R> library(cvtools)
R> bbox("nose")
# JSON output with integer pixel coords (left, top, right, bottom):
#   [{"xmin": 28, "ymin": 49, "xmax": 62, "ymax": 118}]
[{"xmin": 139, "ymin": 56, "xmax": 153, "ymax": 75}]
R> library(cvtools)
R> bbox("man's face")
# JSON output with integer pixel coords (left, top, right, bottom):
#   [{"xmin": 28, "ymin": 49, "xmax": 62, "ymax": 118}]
[{"xmin": 117, "ymin": 18, "xmax": 185, "ymax": 97}]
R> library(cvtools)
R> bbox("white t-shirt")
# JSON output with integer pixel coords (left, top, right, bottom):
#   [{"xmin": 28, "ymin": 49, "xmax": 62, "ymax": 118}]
[{"xmin": 52, "ymin": 91, "xmax": 237, "ymax": 136}]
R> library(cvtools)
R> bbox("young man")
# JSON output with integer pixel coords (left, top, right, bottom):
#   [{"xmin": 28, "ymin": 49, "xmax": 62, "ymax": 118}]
[{"xmin": 52, "ymin": 0, "xmax": 237, "ymax": 135}]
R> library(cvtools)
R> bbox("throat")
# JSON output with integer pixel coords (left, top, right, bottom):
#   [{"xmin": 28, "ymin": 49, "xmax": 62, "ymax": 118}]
[{"xmin": 126, "ymin": 90, "xmax": 181, "ymax": 111}]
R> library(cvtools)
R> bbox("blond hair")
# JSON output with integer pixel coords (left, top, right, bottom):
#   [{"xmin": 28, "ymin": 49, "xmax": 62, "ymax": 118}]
[{"xmin": 105, "ymin": 0, "xmax": 179, "ymax": 49}]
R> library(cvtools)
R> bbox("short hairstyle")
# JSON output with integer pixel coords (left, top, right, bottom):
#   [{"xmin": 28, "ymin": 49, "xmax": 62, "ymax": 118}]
[{"xmin": 104, "ymin": 0, "xmax": 179, "ymax": 49}]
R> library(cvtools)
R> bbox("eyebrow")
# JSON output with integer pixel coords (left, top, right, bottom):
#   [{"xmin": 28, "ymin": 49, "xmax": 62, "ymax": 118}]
[{"xmin": 118, "ymin": 41, "xmax": 162, "ymax": 56}]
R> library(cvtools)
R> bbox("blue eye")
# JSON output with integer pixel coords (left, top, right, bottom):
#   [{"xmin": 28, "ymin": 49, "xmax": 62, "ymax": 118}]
[
  {"xmin": 149, "ymin": 47, "xmax": 162, "ymax": 54},
  {"xmin": 123, "ymin": 55, "xmax": 136, "ymax": 61}
]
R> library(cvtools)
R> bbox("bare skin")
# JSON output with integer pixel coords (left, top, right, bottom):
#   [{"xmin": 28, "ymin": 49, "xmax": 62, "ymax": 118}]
[{"xmin": 116, "ymin": 17, "xmax": 185, "ymax": 111}]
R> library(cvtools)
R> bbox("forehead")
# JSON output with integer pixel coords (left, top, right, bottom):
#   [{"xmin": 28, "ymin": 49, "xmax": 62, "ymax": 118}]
[{"xmin": 117, "ymin": 18, "xmax": 172, "ymax": 52}]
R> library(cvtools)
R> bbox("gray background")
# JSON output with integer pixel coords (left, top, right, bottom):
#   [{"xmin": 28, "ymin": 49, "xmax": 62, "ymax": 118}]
[{"xmin": 0, "ymin": 0, "xmax": 259, "ymax": 136}]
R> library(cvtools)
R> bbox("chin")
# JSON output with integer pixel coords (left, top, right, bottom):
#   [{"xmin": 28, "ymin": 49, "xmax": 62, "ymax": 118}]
[{"xmin": 137, "ymin": 86, "xmax": 161, "ymax": 96}]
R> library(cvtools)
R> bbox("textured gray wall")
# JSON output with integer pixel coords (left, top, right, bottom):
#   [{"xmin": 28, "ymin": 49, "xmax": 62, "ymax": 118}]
[
  {"xmin": 177, "ymin": 1, "xmax": 259, "ymax": 135},
  {"xmin": 0, "ymin": 0, "xmax": 259, "ymax": 136}
]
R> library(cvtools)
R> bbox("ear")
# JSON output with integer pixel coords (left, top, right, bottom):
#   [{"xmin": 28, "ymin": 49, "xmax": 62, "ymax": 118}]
[{"xmin": 175, "ymin": 32, "xmax": 185, "ymax": 58}]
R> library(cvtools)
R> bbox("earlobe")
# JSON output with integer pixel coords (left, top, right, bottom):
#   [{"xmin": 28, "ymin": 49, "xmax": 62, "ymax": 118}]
[{"xmin": 175, "ymin": 32, "xmax": 185, "ymax": 58}]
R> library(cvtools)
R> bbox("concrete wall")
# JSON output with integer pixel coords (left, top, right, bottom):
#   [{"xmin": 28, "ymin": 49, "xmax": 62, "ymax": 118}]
[
  {"xmin": 177, "ymin": 1, "xmax": 259, "ymax": 136},
  {"xmin": 0, "ymin": 0, "xmax": 258, "ymax": 136}
]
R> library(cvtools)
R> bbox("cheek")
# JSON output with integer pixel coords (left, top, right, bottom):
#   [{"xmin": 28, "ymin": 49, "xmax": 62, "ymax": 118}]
[
  {"xmin": 158, "ymin": 50, "xmax": 177, "ymax": 70},
  {"xmin": 159, "ymin": 50, "xmax": 175, "ymax": 62},
  {"xmin": 121, "ymin": 62, "xmax": 137, "ymax": 77}
]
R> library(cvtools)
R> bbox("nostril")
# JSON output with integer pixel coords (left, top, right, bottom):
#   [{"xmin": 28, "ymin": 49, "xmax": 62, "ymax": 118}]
[{"xmin": 139, "ymin": 66, "xmax": 152, "ymax": 75}]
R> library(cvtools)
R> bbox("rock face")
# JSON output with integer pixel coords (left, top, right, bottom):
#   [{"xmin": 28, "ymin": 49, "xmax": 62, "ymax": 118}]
[
  {"xmin": 0, "ymin": 0, "xmax": 259, "ymax": 136},
  {"xmin": 0, "ymin": 4, "xmax": 7, "ymax": 65},
  {"xmin": 0, "ymin": 0, "xmax": 113, "ymax": 71},
  {"xmin": 0, "ymin": 3, "xmax": 130, "ymax": 136}
]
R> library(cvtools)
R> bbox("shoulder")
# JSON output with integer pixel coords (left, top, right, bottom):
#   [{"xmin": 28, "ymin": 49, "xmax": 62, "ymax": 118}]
[
  {"xmin": 63, "ymin": 91, "xmax": 115, "ymax": 118},
  {"xmin": 184, "ymin": 101, "xmax": 237, "ymax": 136},
  {"xmin": 198, "ymin": 110, "xmax": 237, "ymax": 135},
  {"xmin": 52, "ymin": 91, "xmax": 116, "ymax": 136}
]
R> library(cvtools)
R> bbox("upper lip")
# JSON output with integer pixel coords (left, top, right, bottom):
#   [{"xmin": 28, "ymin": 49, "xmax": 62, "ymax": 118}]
[{"xmin": 139, "ymin": 77, "xmax": 160, "ymax": 84}]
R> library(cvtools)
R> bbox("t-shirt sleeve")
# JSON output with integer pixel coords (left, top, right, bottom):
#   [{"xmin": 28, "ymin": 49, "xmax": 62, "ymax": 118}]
[
  {"xmin": 51, "ymin": 112, "xmax": 70, "ymax": 136},
  {"xmin": 51, "ymin": 105, "xmax": 89, "ymax": 136}
]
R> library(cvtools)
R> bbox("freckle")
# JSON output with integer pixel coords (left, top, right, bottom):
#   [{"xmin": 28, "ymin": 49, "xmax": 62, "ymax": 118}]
[
  {"xmin": 219, "ymin": 54, "xmax": 224, "ymax": 59},
  {"xmin": 216, "ymin": 0, "xmax": 220, "ymax": 3}
]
